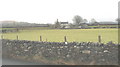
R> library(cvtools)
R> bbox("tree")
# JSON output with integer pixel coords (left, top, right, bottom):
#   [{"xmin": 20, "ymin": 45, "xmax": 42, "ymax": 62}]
[
  {"xmin": 54, "ymin": 19, "xmax": 61, "ymax": 29},
  {"xmin": 48, "ymin": 24, "xmax": 55, "ymax": 29},
  {"xmin": 116, "ymin": 18, "xmax": 120, "ymax": 23},
  {"xmin": 83, "ymin": 19, "xmax": 88, "ymax": 23},
  {"xmin": 90, "ymin": 18, "xmax": 97, "ymax": 23},
  {"xmin": 72, "ymin": 15, "xmax": 83, "ymax": 26}
]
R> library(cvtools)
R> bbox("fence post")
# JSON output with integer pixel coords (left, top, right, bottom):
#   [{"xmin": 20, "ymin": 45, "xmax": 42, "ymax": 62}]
[
  {"xmin": 46, "ymin": 38, "xmax": 47, "ymax": 42},
  {"xmin": 16, "ymin": 35, "xmax": 18, "ymax": 40},
  {"xmin": 98, "ymin": 35, "xmax": 101, "ymax": 43},
  {"xmin": 40, "ymin": 36, "xmax": 42, "ymax": 41},
  {"xmin": 1, "ymin": 35, "xmax": 3, "ymax": 39},
  {"xmin": 64, "ymin": 36, "xmax": 68, "ymax": 44}
]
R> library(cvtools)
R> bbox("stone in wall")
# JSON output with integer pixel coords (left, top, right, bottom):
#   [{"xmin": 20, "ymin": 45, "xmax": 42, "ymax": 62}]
[{"xmin": 2, "ymin": 39, "xmax": 119, "ymax": 65}]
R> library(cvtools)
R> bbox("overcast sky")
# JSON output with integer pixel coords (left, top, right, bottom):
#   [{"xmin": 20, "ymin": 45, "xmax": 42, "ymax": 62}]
[{"xmin": 0, "ymin": 0, "xmax": 119, "ymax": 24}]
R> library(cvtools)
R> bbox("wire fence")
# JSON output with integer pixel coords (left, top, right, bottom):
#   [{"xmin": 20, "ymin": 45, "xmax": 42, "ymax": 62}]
[{"xmin": 1, "ymin": 35, "xmax": 102, "ymax": 43}]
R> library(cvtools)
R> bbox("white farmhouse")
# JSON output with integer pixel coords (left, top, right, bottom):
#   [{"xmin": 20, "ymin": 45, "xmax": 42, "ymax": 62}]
[{"xmin": 60, "ymin": 22, "xmax": 70, "ymax": 28}]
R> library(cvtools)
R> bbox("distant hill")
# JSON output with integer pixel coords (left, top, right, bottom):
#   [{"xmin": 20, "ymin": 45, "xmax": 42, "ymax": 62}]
[{"xmin": 0, "ymin": 21, "xmax": 49, "ymax": 28}]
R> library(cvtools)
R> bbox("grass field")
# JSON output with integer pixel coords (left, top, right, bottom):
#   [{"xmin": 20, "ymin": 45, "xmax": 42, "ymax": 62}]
[
  {"xmin": 1, "ymin": 29, "xmax": 118, "ymax": 43},
  {"xmin": 0, "ymin": 28, "xmax": 16, "ymax": 30}
]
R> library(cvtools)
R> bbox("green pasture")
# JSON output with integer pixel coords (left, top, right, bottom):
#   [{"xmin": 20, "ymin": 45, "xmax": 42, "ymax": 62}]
[
  {"xmin": 0, "ymin": 28, "xmax": 16, "ymax": 30},
  {"xmin": 21, "ymin": 27, "xmax": 51, "ymax": 30},
  {"xmin": 1, "ymin": 29, "xmax": 118, "ymax": 43}
]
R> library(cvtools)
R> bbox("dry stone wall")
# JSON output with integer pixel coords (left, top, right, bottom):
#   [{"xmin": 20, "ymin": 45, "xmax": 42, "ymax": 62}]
[{"xmin": 2, "ymin": 39, "xmax": 119, "ymax": 65}]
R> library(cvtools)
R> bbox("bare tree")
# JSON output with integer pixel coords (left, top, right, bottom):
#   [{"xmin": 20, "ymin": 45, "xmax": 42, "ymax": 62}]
[
  {"xmin": 90, "ymin": 18, "xmax": 97, "ymax": 23},
  {"xmin": 83, "ymin": 19, "xmax": 88, "ymax": 23},
  {"xmin": 116, "ymin": 18, "xmax": 120, "ymax": 23},
  {"xmin": 72, "ymin": 15, "xmax": 83, "ymax": 26}
]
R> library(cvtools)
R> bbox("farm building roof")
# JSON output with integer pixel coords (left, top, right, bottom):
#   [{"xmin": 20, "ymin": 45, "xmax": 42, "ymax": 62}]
[
  {"xmin": 97, "ymin": 22, "xmax": 118, "ymax": 25},
  {"xmin": 88, "ymin": 22, "xmax": 118, "ymax": 25},
  {"xmin": 60, "ymin": 22, "xmax": 68, "ymax": 24}
]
